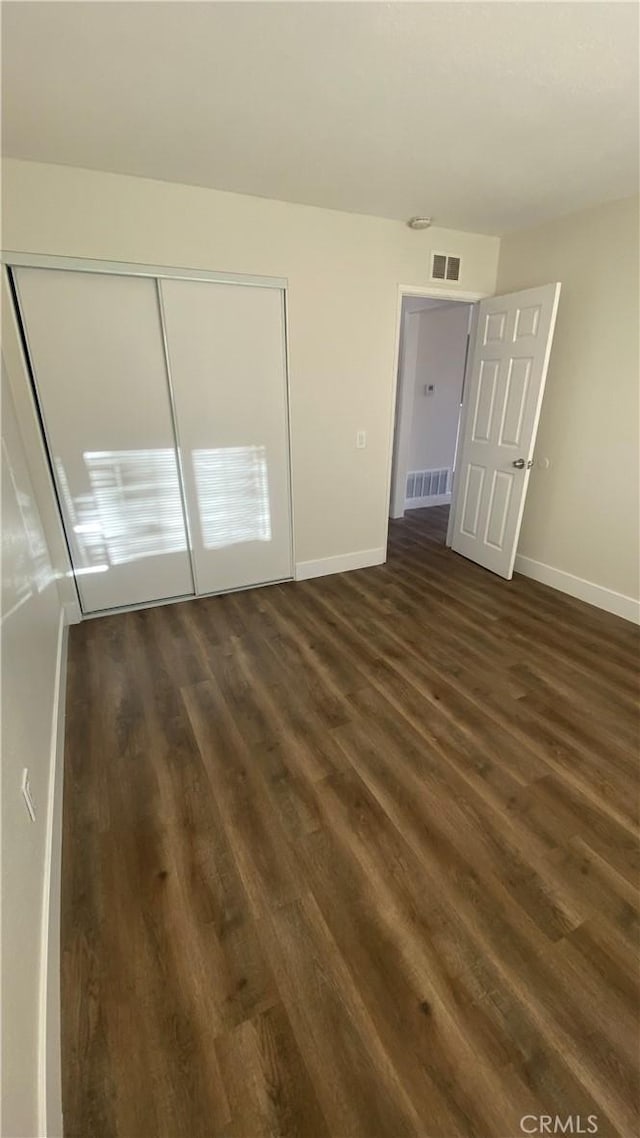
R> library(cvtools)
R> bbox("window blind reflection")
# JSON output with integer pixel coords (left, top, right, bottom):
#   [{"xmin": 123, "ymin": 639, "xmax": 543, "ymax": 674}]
[
  {"xmin": 82, "ymin": 449, "xmax": 187, "ymax": 566},
  {"xmin": 193, "ymin": 445, "xmax": 272, "ymax": 550},
  {"xmin": 54, "ymin": 444, "xmax": 273, "ymax": 573},
  {"xmin": 54, "ymin": 449, "xmax": 188, "ymax": 570}
]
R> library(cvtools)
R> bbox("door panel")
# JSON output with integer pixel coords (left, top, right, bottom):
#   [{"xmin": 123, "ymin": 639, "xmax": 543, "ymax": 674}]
[
  {"xmin": 484, "ymin": 470, "xmax": 513, "ymax": 548},
  {"xmin": 451, "ymin": 282, "xmax": 561, "ymax": 578},
  {"xmin": 461, "ymin": 465, "xmax": 485, "ymax": 537},
  {"xmin": 159, "ymin": 279, "xmax": 293, "ymax": 594},
  {"xmin": 472, "ymin": 361, "xmax": 499, "ymax": 441},
  {"xmin": 13, "ymin": 268, "xmax": 194, "ymax": 612},
  {"xmin": 499, "ymin": 358, "xmax": 531, "ymax": 446}
]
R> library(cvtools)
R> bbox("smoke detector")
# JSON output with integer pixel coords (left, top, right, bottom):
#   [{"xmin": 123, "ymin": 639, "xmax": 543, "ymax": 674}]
[{"xmin": 407, "ymin": 216, "xmax": 432, "ymax": 230}]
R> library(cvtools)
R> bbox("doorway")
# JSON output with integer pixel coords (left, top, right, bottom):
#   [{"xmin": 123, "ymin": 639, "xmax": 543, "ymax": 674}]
[{"xmin": 389, "ymin": 294, "xmax": 474, "ymax": 544}]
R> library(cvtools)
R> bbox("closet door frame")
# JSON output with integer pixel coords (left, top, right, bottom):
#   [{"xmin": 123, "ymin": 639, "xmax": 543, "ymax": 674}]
[{"xmin": 2, "ymin": 251, "xmax": 295, "ymax": 618}]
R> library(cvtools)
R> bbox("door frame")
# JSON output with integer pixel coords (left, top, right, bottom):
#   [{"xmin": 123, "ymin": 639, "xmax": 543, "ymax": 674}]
[
  {"xmin": 0, "ymin": 250, "xmax": 287, "ymax": 290},
  {"xmin": 444, "ymin": 301, "xmax": 481, "ymax": 548},
  {"xmin": 386, "ymin": 284, "xmax": 488, "ymax": 527}
]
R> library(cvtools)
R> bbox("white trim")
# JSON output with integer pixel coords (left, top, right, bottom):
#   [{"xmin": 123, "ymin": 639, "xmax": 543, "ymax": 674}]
[
  {"xmin": 395, "ymin": 284, "xmax": 487, "ymax": 304},
  {"xmin": 295, "ymin": 547, "xmax": 385, "ymax": 582},
  {"xmin": 38, "ymin": 607, "xmax": 68, "ymax": 1138},
  {"xmin": 62, "ymin": 598, "xmax": 82, "ymax": 625},
  {"xmin": 405, "ymin": 492, "xmax": 451, "ymax": 510},
  {"xmin": 447, "ymin": 302, "xmax": 480, "ymax": 547},
  {"xmin": 389, "ymin": 310, "xmax": 421, "ymax": 518},
  {"xmin": 514, "ymin": 555, "xmax": 640, "ymax": 625},
  {"xmin": 1, "ymin": 250, "xmax": 287, "ymax": 290},
  {"xmin": 281, "ymin": 288, "xmax": 297, "ymax": 578},
  {"xmin": 385, "ymin": 288, "xmax": 409, "ymax": 521}
]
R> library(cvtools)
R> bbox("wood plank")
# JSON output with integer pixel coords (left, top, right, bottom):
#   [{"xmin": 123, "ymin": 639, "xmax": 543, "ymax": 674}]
[{"xmin": 61, "ymin": 505, "xmax": 640, "ymax": 1137}]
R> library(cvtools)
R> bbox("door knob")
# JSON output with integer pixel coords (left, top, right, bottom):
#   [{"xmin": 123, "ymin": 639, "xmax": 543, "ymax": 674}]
[{"xmin": 512, "ymin": 458, "xmax": 533, "ymax": 469}]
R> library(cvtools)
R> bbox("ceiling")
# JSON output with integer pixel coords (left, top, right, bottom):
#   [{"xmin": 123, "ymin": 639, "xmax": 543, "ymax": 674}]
[{"xmin": 2, "ymin": 2, "xmax": 638, "ymax": 235}]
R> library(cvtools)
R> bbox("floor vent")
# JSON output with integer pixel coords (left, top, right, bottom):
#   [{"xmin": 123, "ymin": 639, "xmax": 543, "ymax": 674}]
[{"xmin": 406, "ymin": 467, "xmax": 450, "ymax": 500}]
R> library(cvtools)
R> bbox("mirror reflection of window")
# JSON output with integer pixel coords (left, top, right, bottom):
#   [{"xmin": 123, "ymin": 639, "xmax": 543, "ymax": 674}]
[
  {"xmin": 55, "ymin": 444, "xmax": 272, "ymax": 573},
  {"xmin": 193, "ymin": 445, "xmax": 272, "ymax": 550},
  {"xmin": 83, "ymin": 449, "xmax": 187, "ymax": 566},
  {"xmin": 56, "ymin": 450, "xmax": 188, "ymax": 571}
]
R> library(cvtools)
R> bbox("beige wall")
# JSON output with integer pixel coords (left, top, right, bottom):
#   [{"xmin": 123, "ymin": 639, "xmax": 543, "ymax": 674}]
[
  {"xmin": 408, "ymin": 303, "xmax": 470, "ymax": 473},
  {"xmin": 497, "ymin": 194, "xmax": 639, "ymax": 602},
  {"xmin": 0, "ymin": 164, "xmax": 497, "ymax": 1132},
  {"xmin": 1, "ymin": 159, "xmax": 499, "ymax": 566},
  {"xmin": 1, "ymin": 163, "xmax": 635, "ymax": 1138},
  {"xmin": 1, "ymin": 357, "xmax": 64, "ymax": 1137}
]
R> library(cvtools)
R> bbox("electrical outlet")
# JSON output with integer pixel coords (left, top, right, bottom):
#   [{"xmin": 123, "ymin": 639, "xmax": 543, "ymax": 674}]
[
  {"xmin": 21, "ymin": 768, "xmax": 36, "ymax": 822},
  {"xmin": 356, "ymin": 430, "xmax": 366, "ymax": 449}
]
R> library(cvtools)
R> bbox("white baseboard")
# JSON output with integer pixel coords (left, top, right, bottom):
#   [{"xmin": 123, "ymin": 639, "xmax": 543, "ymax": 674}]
[
  {"xmin": 38, "ymin": 608, "xmax": 68, "ymax": 1138},
  {"xmin": 63, "ymin": 598, "xmax": 82, "ymax": 625},
  {"xmin": 514, "ymin": 554, "xmax": 640, "ymax": 625},
  {"xmin": 405, "ymin": 492, "xmax": 452, "ymax": 510},
  {"xmin": 295, "ymin": 547, "xmax": 386, "ymax": 582}
]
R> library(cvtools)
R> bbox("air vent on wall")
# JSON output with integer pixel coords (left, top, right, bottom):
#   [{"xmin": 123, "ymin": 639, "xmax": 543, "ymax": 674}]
[
  {"xmin": 406, "ymin": 467, "xmax": 450, "ymax": 501},
  {"xmin": 431, "ymin": 252, "xmax": 461, "ymax": 283}
]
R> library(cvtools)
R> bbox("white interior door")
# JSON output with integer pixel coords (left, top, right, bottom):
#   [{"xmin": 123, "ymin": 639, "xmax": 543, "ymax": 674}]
[
  {"xmin": 13, "ymin": 268, "xmax": 194, "ymax": 612},
  {"xmin": 159, "ymin": 279, "xmax": 293, "ymax": 594},
  {"xmin": 450, "ymin": 282, "xmax": 561, "ymax": 578}
]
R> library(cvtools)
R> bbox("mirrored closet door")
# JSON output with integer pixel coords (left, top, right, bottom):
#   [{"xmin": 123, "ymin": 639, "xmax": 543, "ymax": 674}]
[
  {"xmin": 160, "ymin": 278, "xmax": 292, "ymax": 595},
  {"xmin": 13, "ymin": 267, "xmax": 194, "ymax": 613},
  {"xmin": 12, "ymin": 264, "xmax": 293, "ymax": 615}
]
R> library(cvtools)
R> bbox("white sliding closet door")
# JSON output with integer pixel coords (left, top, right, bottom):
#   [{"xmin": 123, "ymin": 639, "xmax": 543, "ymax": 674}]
[
  {"xmin": 160, "ymin": 280, "xmax": 293, "ymax": 594},
  {"xmin": 13, "ymin": 268, "xmax": 194, "ymax": 613}
]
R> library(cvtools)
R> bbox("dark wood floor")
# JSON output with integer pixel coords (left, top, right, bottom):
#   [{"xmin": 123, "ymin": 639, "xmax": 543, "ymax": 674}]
[{"xmin": 62, "ymin": 506, "xmax": 639, "ymax": 1138}]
